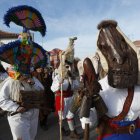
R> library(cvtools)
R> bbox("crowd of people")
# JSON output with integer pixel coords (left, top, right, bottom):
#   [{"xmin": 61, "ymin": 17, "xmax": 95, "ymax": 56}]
[
  {"xmin": 1, "ymin": 4, "xmax": 140, "ymax": 140},
  {"xmin": 0, "ymin": 60, "xmax": 84, "ymax": 140}
]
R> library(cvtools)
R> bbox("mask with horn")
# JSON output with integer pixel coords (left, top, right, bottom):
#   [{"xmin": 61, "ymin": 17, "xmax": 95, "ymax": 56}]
[{"xmin": 57, "ymin": 37, "xmax": 77, "ymax": 80}]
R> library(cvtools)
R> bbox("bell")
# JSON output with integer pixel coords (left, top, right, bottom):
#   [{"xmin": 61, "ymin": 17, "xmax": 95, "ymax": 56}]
[{"xmin": 92, "ymin": 94, "xmax": 108, "ymax": 118}]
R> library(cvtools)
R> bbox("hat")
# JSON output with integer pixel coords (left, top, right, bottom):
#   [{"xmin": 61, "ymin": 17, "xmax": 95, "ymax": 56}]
[
  {"xmin": 49, "ymin": 48, "xmax": 63, "ymax": 69},
  {"xmin": 0, "ymin": 5, "xmax": 48, "ymax": 79}
]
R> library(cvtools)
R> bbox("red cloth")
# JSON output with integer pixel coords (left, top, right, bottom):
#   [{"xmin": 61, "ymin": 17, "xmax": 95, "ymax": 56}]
[
  {"xmin": 55, "ymin": 90, "xmax": 73, "ymax": 113},
  {"xmin": 55, "ymin": 95, "xmax": 64, "ymax": 112}
]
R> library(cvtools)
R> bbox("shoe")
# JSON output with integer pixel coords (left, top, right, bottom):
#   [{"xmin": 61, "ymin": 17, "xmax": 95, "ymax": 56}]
[{"xmin": 70, "ymin": 130, "xmax": 81, "ymax": 139}]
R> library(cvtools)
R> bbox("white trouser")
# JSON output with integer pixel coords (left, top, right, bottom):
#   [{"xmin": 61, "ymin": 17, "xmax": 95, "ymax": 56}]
[
  {"xmin": 80, "ymin": 108, "xmax": 98, "ymax": 129},
  {"xmin": 8, "ymin": 109, "xmax": 39, "ymax": 140},
  {"xmin": 58, "ymin": 96, "xmax": 74, "ymax": 119}
]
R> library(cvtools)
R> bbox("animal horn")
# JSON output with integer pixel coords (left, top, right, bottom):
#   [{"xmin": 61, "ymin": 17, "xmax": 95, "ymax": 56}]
[{"xmin": 83, "ymin": 57, "xmax": 97, "ymax": 84}]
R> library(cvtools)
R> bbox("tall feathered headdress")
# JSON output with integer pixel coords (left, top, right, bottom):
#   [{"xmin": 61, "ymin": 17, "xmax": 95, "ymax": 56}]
[
  {"xmin": 0, "ymin": 5, "xmax": 48, "ymax": 78},
  {"xmin": 4, "ymin": 5, "xmax": 46, "ymax": 36}
]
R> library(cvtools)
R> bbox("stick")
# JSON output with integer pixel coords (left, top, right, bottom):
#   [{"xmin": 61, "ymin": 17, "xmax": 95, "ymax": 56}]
[
  {"xmin": 59, "ymin": 37, "xmax": 77, "ymax": 140},
  {"xmin": 59, "ymin": 52, "xmax": 63, "ymax": 140},
  {"xmin": 84, "ymin": 123, "xmax": 90, "ymax": 140}
]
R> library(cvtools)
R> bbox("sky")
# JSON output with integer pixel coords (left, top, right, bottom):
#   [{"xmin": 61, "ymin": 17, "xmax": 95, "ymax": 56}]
[{"xmin": 0, "ymin": 0, "xmax": 140, "ymax": 59}]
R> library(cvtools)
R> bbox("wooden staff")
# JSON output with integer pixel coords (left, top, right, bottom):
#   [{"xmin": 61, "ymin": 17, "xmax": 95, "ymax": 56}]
[
  {"xmin": 59, "ymin": 52, "xmax": 63, "ymax": 140},
  {"xmin": 59, "ymin": 37, "xmax": 77, "ymax": 140},
  {"xmin": 84, "ymin": 123, "xmax": 90, "ymax": 140}
]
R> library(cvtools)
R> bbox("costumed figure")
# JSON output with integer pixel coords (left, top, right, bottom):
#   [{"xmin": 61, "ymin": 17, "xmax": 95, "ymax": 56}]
[
  {"xmin": 49, "ymin": 48, "xmax": 63, "ymax": 70},
  {"xmin": 69, "ymin": 49, "xmax": 108, "ymax": 139},
  {"xmin": 43, "ymin": 66, "xmax": 55, "ymax": 113},
  {"xmin": 49, "ymin": 48, "xmax": 63, "ymax": 80},
  {"xmin": 77, "ymin": 57, "xmax": 108, "ymax": 140},
  {"xmin": 0, "ymin": 5, "xmax": 48, "ymax": 140},
  {"xmin": 51, "ymin": 37, "xmax": 81, "ymax": 139},
  {"xmin": 32, "ymin": 66, "xmax": 55, "ymax": 130},
  {"xmin": 80, "ymin": 20, "xmax": 140, "ymax": 140}
]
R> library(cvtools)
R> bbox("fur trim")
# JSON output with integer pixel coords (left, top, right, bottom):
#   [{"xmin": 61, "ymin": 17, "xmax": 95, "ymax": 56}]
[{"xmin": 97, "ymin": 20, "xmax": 117, "ymax": 30}]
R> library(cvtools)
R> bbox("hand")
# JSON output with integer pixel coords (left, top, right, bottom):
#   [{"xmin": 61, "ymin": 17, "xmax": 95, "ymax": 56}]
[{"xmin": 16, "ymin": 106, "xmax": 26, "ymax": 113}]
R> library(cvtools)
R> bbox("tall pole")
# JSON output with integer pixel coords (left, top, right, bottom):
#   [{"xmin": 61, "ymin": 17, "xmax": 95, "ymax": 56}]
[
  {"xmin": 59, "ymin": 37, "xmax": 77, "ymax": 140},
  {"xmin": 60, "ymin": 52, "xmax": 63, "ymax": 140},
  {"xmin": 84, "ymin": 123, "xmax": 90, "ymax": 140}
]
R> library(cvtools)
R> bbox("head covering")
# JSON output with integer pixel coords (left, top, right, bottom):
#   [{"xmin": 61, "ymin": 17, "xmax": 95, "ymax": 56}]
[
  {"xmin": 97, "ymin": 20, "xmax": 138, "ymax": 88},
  {"xmin": 49, "ymin": 48, "xmax": 63, "ymax": 69},
  {"xmin": 116, "ymin": 27, "xmax": 140, "ymax": 85},
  {"xmin": 0, "ymin": 5, "xmax": 48, "ymax": 79},
  {"xmin": 57, "ymin": 37, "xmax": 77, "ymax": 79}
]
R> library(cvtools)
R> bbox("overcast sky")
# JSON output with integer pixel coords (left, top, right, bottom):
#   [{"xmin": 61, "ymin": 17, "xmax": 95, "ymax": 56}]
[{"xmin": 0, "ymin": 0, "xmax": 140, "ymax": 59}]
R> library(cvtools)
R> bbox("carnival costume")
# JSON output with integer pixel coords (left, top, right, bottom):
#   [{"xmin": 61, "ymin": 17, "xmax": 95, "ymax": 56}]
[
  {"xmin": 0, "ymin": 5, "xmax": 48, "ymax": 140},
  {"xmin": 76, "ymin": 20, "xmax": 140, "ymax": 140},
  {"xmin": 79, "ymin": 20, "xmax": 140, "ymax": 140},
  {"xmin": 97, "ymin": 75, "xmax": 140, "ymax": 140},
  {"xmin": 51, "ymin": 37, "xmax": 81, "ymax": 138},
  {"xmin": 32, "ymin": 66, "xmax": 55, "ymax": 130}
]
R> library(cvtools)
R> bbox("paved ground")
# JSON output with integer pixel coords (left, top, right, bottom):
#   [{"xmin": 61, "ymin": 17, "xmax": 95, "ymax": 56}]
[{"xmin": 0, "ymin": 113, "xmax": 97, "ymax": 140}]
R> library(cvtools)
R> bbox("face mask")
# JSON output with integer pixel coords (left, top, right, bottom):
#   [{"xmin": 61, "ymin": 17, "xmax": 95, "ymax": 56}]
[{"xmin": 97, "ymin": 20, "xmax": 138, "ymax": 88}]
